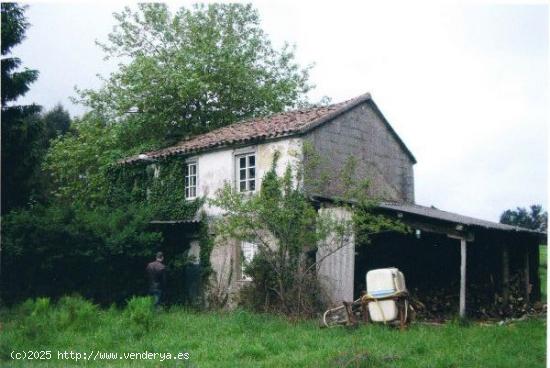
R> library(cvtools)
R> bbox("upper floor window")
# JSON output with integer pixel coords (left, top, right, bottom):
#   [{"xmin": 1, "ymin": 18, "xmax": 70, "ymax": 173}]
[
  {"xmin": 236, "ymin": 154, "xmax": 256, "ymax": 192},
  {"xmin": 184, "ymin": 162, "xmax": 197, "ymax": 199}
]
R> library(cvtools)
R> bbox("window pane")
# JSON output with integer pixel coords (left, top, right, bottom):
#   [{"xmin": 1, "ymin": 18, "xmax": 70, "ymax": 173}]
[
  {"xmin": 248, "ymin": 155, "xmax": 255, "ymax": 167},
  {"xmin": 249, "ymin": 179, "xmax": 255, "ymax": 191},
  {"xmin": 191, "ymin": 177, "xmax": 196, "ymax": 186},
  {"xmin": 248, "ymin": 167, "xmax": 255, "ymax": 179},
  {"xmin": 185, "ymin": 188, "xmax": 189, "ymax": 198},
  {"xmin": 240, "ymin": 169, "xmax": 246, "ymax": 180},
  {"xmin": 185, "ymin": 177, "xmax": 189, "ymax": 186},
  {"xmin": 239, "ymin": 181, "xmax": 246, "ymax": 191},
  {"xmin": 191, "ymin": 188, "xmax": 196, "ymax": 197},
  {"xmin": 239, "ymin": 157, "xmax": 246, "ymax": 168},
  {"xmin": 190, "ymin": 164, "xmax": 196, "ymax": 175}
]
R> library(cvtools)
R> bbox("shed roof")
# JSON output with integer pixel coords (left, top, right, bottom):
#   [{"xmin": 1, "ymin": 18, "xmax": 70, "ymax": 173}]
[
  {"xmin": 378, "ymin": 201, "xmax": 545, "ymax": 236},
  {"xmin": 120, "ymin": 92, "xmax": 416, "ymax": 164}
]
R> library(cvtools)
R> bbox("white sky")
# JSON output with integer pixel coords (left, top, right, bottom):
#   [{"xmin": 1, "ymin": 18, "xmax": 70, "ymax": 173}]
[{"xmin": 13, "ymin": 1, "xmax": 548, "ymax": 222}]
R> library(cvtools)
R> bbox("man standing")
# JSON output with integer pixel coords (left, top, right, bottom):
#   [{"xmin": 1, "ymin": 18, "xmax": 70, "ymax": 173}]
[{"xmin": 146, "ymin": 252, "xmax": 166, "ymax": 309}]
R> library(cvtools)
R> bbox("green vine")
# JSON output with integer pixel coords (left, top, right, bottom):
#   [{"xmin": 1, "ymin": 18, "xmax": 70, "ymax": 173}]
[
  {"xmin": 197, "ymin": 214, "xmax": 214, "ymax": 283},
  {"xmin": 107, "ymin": 156, "xmax": 203, "ymax": 221},
  {"xmin": 105, "ymin": 155, "xmax": 214, "ymax": 301}
]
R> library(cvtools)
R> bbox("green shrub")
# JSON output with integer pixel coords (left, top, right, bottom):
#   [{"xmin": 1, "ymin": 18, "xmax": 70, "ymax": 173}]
[
  {"xmin": 1, "ymin": 203, "xmax": 162, "ymax": 305},
  {"xmin": 56, "ymin": 295, "xmax": 99, "ymax": 331},
  {"xmin": 124, "ymin": 296, "xmax": 155, "ymax": 336},
  {"xmin": 19, "ymin": 297, "xmax": 53, "ymax": 341}
]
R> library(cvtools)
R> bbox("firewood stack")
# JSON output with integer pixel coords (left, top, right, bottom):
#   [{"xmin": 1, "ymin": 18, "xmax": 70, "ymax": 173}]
[{"xmin": 408, "ymin": 275, "xmax": 546, "ymax": 321}]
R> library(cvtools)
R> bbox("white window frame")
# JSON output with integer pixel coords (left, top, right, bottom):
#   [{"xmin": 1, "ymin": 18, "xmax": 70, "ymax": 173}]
[
  {"xmin": 235, "ymin": 152, "xmax": 256, "ymax": 193},
  {"xmin": 240, "ymin": 241, "xmax": 259, "ymax": 281},
  {"xmin": 184, "ymin": 161, "xmax": 198, "ymax": 199}
]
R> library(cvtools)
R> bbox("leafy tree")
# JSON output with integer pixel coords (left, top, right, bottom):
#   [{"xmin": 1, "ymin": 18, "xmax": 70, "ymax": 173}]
[
  {"xmin": 76, "ymin": 3, "xmax": 312, "ymax": 150},
  {"xmin": 48, "ymin": 3, "xmax": 313, "ymax": 208},
  {"xmin": 44, "ymin": 113, "xmax": 122, "ymax": 206},
  {"xmin": 1, "ymin": 3, "xmax": 42, "ymax": 214},
  {"xmin": 42, "ymin": 103, "xmax": 71, "ymax": 141},
  {"xmin": 500, "ymin": 205, "xmax": 547, "ymax": 232},
  {"xmin": 20, "ymin": 105, "xmax": 73, "ymax": 204}
]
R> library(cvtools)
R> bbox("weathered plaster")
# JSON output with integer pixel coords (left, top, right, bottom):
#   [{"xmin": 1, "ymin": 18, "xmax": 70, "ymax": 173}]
[{"xmin": 196, "ymin": 138, "xmax": 303, "ymax": 217}]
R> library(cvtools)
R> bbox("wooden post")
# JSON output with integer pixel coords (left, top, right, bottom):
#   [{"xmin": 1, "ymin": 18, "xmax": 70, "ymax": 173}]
[
  {"xmin": 524, "ymin": 246, "xmax": 530, "ymax": 304},
  {"xmin": 459, "ymin": 238, "xmax": 467, "ymax": 318},
  {"xmin": 502, "ymin": 245, "xmax": 509, "ymax": 305},
  {"xmin": 531, "ymin": 243, "xmax": 541, "ymax": 302}
]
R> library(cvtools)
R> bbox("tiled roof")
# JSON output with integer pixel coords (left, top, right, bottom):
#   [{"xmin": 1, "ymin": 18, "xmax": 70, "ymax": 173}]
[{"xmin": 121, "ymin": 92, "xmax": 415, "ymax": 164}]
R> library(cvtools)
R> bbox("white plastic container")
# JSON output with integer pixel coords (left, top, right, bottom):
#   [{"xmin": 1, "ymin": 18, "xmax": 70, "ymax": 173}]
[{"xmin": 366, "ymin": 268, "xmax": 407, "ymax": 322}]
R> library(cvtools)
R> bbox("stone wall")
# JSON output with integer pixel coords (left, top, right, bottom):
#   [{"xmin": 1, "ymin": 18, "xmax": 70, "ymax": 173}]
[{"xmin": 306, "ymin": 100, "xmax": 415, "ymax": 203}]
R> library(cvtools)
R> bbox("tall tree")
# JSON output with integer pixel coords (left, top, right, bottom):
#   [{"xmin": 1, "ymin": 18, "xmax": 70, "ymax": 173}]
[
  {"xmin": 48, "ymin": 3, "xmax": 313, "ymax": 207},
  {"xmin": 76, "ymin": 3, "xmax": 312, "ymax": 151},
  {"xmin": 500, "ymin": 205, "xmax": 547, "ymax": 232},
  {"xmin": 1, "ymin": 3, "xmax": 42, "ymax": 214},
  {"xmin": 42, "ymin": 103, "xmax": 71, "ymax": 141}
]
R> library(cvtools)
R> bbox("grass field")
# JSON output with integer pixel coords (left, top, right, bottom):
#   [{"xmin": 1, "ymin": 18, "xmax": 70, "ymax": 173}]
[{"xmin": 0, "ymin": 296, "xmax": 546, "ymax": 368}]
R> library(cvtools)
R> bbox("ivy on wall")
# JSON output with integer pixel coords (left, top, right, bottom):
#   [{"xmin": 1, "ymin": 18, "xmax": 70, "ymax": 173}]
[
  {"xmin": 108, "ymin": 155, "xmax": 215, "ymax": 293},
  {"xmin": 107, "ymin": 156, "xmax": 204, "ymax": 221}
]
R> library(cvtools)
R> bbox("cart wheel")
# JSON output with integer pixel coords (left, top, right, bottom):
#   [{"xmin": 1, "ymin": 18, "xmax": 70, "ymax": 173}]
[{"xmin": 321, "ymin": 305, "xmax": 348, "ymax": 327}]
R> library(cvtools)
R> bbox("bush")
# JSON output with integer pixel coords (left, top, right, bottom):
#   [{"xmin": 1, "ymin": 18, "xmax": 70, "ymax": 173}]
[
  {"xmin": 124, "ymin": 296, "xmax": 155, "ymax": 335},
  {"xmin": 238, "ymin": 254, "xmax": 326, "ymax": 317},
  {"xmin": 1, "ymin": 203, "xmax": 162, "ymax": 305},
  {"xmin": 18, "ymin": 297, "xmax": 54, "ymax": 342},
  {"xmin": 56, "ymin": 295, "xmax": 99, "ymax": 331}
]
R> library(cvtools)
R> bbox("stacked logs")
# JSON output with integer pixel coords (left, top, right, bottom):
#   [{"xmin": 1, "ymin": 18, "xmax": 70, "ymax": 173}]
[{"xmin": 408, "ymin": 275, "xmax": 546, "ymax": 321}]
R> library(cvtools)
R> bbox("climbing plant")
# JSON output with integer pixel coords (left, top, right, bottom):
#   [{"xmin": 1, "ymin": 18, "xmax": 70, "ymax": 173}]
[{"xmin": 107, "ymin": 156, "xmax": 204, "ymax": 221}]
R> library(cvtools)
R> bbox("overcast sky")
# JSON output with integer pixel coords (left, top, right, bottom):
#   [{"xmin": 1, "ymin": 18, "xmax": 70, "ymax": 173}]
[{"xmin": 13, "ymin": 1, "xmax": 548, "ymax": 222}]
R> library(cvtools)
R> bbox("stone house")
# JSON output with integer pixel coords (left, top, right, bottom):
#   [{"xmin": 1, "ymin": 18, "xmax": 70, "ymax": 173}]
[{"xmin": 122, "ymin": 92, "xmax": 545, "ymax": 316}]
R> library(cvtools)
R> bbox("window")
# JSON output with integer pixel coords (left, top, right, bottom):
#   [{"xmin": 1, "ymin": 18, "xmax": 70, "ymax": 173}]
[
  {"xmin": 236, "ymin": 154, "xmax": 256, "ymax": 192},
  {"xmin": 240, "ymin": 241, "xmax": 258, "ymax": 281},
  {"xmin": 184, "ymin": 162, "xmax": 197, "ymax": 199}
]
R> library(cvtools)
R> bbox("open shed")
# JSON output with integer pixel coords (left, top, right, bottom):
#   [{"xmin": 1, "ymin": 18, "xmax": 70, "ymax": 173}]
[{"xmin": 353, "ymin": 202, "xmax": 546, "ymax": 318}]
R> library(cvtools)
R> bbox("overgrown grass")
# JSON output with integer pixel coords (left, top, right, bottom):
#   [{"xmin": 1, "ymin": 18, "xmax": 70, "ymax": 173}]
[
  {"xmin": 540, "ymin": 245, "xmax": 547, "ymax": 301},
  {"xmin": 0, "ymin": 296, "xmax": 546, "ymax": 367}
]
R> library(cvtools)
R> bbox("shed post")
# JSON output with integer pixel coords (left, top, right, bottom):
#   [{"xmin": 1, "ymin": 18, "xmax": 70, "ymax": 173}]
[
  {"xmin": 459, "ymin": 238, "xmax": 467, "ymax": 318},
  {"xmin": 523, "ymin": 246, "xmax": 530, "ymax": 304},
  {"xmin": 530, "ymin": 243, "xmax": 541, "ymax": 302},
  {"xmin": 501, "ymin": 245, "xmax": 509, "ymax": 305}
]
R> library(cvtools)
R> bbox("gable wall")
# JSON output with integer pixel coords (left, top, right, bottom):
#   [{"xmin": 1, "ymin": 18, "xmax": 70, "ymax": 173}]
[{"xmin": 305, "ymin": 101, "xmax": 415, "ymax": 203}]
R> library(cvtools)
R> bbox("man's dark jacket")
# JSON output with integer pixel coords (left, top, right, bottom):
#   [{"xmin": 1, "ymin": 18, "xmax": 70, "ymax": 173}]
[{"xmin": 146, "ymin": 260, "xmax": 166, "ymax": 291}]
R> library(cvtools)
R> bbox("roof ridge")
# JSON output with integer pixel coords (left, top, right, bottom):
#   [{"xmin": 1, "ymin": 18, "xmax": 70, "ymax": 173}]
[{"xmin": 173, "ymin": 104, "xmax": 329, "ymax": 144}]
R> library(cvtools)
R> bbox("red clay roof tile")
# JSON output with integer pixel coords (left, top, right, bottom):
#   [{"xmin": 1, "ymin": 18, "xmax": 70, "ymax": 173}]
[{"xmin": 121, "ymin": 93, "xmax": 372, "ymax": 163}]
